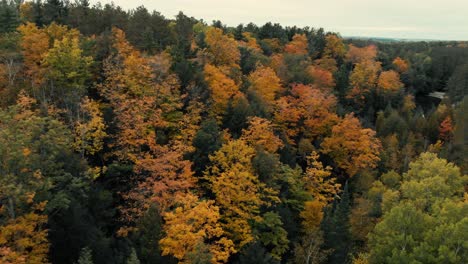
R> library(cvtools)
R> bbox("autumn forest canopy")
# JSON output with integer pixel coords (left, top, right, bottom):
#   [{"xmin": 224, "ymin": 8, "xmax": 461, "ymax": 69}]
[{"xmin": 0, "ymin": 0, "xmax": 467, "ymax": 263}]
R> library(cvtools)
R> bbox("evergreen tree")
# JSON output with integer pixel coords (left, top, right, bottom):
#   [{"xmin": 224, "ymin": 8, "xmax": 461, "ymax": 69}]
[
  {"xmin": 43, "ymin": 0, "xmax": 65, "ymax": 24},
  {"xmin": 126, "ymin": 248, "xmax": 140, "ymax": 264},
  {"xmin": 0, "ymin": 0, "xmax": 19, "ymax": 33},
  {"xmin": 324, "ymin": 182, "xmax": 351, "ymax": 264},
  {"xmin": 77, "ymin": 247, "xmax": 93, "ymax": 264}
]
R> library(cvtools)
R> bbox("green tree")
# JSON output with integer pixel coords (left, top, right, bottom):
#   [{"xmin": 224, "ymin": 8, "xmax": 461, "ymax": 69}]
[
  {"xmin": 323, "ymin": 182, "xmax": 351, "ymax": 264},
  {"xmin": 0, "ymin": 0, "xmax": 19, "ymax": 33},
  {"xmin": 77, "ymin": 247, "xmax": 93, "ymax": 264},
  {"xmin": 126, "ymin": 248, "xmax": 140, "ymax": 264},
  {"xmin": 368, "ymin": 153, "xmax": 468, "ymax": 263},
  {"xmin": 42, "ymin": 32, "xmax": 93, "ymax": 117}
]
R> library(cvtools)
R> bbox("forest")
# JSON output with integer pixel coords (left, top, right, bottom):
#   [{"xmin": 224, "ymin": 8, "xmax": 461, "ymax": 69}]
[{"xmin": 0, "ymin": 0, "xmax": 467, "ymax": 263}]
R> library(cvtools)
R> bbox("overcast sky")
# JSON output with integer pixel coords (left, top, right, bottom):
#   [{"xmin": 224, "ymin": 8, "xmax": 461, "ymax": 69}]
[{"xmin": 91, "ymin": 0, "xmax": 468, "ymax": 40}]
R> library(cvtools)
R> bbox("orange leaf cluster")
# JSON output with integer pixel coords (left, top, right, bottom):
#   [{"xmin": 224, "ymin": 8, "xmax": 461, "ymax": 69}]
[
  {"xmin": 275, "ymin": 84, "xmax": 339, "ymax": 142},
  {"xmin": 392, "ymin": 57, "xmax": 409, "ymax": 73},
  {"xmin": 204, "ymin": 64, "xmax": 241, "ymax": 116},
  {"xmin": 284, "ymin": 34, "xmax": 308, "ymax": 55},
  {"xmin": 377, "ymin": 70, "xmax": 403, "ymax": 93},
  {"xmin": 321, "ymin": 114, "xmax": 382, "ymax": 177},
  {"xmin": 345, "ymin": 44, "xmax": 378, "ymax": 64}
]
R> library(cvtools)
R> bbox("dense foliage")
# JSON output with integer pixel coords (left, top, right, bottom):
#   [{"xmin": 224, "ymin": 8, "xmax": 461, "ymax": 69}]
[{"xmin": 0, "ymin": 1, "xmax": 467, "ymax": 263}]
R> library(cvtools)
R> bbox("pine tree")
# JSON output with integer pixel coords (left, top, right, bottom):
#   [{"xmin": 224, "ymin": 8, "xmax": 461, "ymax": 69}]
[
  {"xmin": 0, "ymin": 0, "xmax": 19, "ymax": 33},
  {"xmin": 126, "ymin": 248, "xmax": 140, "ymax": 264},
  {"xmin": 77, "ymin": 247, "xmax": 93, "ymax": 264},
  {"xmin": 323, "ymin": 182, "xmax": 351, "ymax": 264}
]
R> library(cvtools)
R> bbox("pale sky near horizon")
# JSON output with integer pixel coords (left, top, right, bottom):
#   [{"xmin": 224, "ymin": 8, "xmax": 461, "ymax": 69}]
[{"xmin": 90, "ymin": 0, "xmax": 468, "ymax": 40}]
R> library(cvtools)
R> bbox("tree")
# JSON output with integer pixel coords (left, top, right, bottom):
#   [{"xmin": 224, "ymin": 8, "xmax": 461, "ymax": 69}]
[
  {"xmin": 126, "ymin": 248, "xmax": 140, "ymax": 264},
  {"xmin": 449, "ymin": 97, "xmax": 467, "ymax": 173},
  {"xmin": 121, "ymin": 145, "xmax": 196, "ymax": 226},
  {"xmin": 275, "ymin": 84, "xmax": 339, "ymax": 143},
  {"xmin": 0, "ymin": 91, "xmax": 97, "ymax": 263},
  {"xmin": 254, "ymin": 212, "xmax": 289, "ymax": 261},
  {"xmin": 240, "ymin": 117, "xmax": 283, "ymax": 153},
  {"xmin": 205, "ymin": 140, "xmax": 278, "ymax": 249},
  {"xmin": 204, "ymin": 64, "xmax": 241, "ymax": 116},
  {"xmin": 235, "ymin": 242, "xmax": 279, "ymax": 264},
  {"xmin": 439, "ymin": 116, "xmax": 454, "ymax": 142},
  {"xmin": 285, "ymin": 34, "xmax": 308, "ymax": 55},
  {"xmin": 321, "ymin": 114, "xmax": 382, "ymax": 177},
  {"xmin": 323, "ymin": 34, "xmax": 345, "ymax": 59},
  {"xmin": 381, "ymin": 134, "xmax": 401, "ymax": 172},
  {"xmin": 368, "ymin": 153, "xmax": 468, "ymax": 264},
  {"xmin": 192, "ymin": 119, "xmax": 224, "ymax": 174},
  {"xmin": 323, "ymin": 182, "xmax": 351, "ymax": 264},
  {"xmin": 160, "ymin": 194, "xmax": 235, "ymax": 263},
  {"xmin": 392, "ymin": 57, "xmax": 409, "ymax": 74},
  {"xmin": 43, "ymin": 0, "xmax": 65, "ymax": 24},
  {"xmin": 42, "ymin": 31, "xmax": 92, "ymax": 115},
  {"xmin": 294, "ymin": 229, "xmax": 331, "ymax": 264},
  {"xmin": 345, "ymin": 45, "xmax": 377, "ymax": 64},
  {"xmin": 18, "ymin": 22, "xmax": 49, "ymax": 87},
  {"xmin": 350, "ymin": 197, "xmax": 375, "ymax": 245},
  {"xmin": 0, "ymin": 206, "xmax": 49, "ymax": 264},
  {"xmin": 101, "ymin": 28, "xmax": 197, "ymax": 236},
  {"xmin": 247, "ymin": 65, "xmax": 282, "ymax": 111},
  {"xmin": 77, "ymin": 247, "xmax": 93, "ymax": 264},
  {"xmin": 347, "ymin": 60, "xmax": 381, "ymax": 104},
  {"xmin": 446, "ymin": 64, "xmax": 468, "ymax": 103},
  {"xmin": 306, "ymin": 65, "xmax": 335, "ymax": 91},
  {"xmin": 0, "ymin": 0, "xmax": 20, "ymax": 33},
  {"xmin": 240, "ymin": 32, "xmax": 261, "ymax": 52},
  {"xmin": 303, "ymin": 152, "xmax": 341, "ymax": 206},
  {"xmin": 73, "ymin": 97, "xmax": 107, "ymax": 157},
  {"xmin": 204, "ymin": 27, "xmax": 240, "ymax": 68},
  {"xmin": 377, "ymin": 70, "xmax": 403, "ymax": 93}
]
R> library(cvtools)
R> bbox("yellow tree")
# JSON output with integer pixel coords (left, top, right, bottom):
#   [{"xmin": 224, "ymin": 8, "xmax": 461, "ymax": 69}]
[
  {"xmin": 205, "ymin": 140, "xmax": 277, "ymax": 249},
  {"xmin": 247, "ymin": 65, "xmax": 282, "ymax": 110},
  {"xmin": 346, "ymin": 60, "xmax": 382, "ymax": 104},
  {"xmin": 240, "ymin": 117, "xmax": 284, "ymax": 153},
  {"xmin": 0, "ymin": 203, "xmax": 49, "ymax": 264},
  {"xmin": 41, "ymin": 32, "xmax": 93, "ymax": 117},
  {"xmin": 321, "ymin": 114, "xmax": 382, "ymax": 177},
  {"xmin": 303, "ymin": 152, "xmax": 341, "ymax": 205},
  {"xmin": 73, "ymin": 97, "xmax": 107, "ymax": 157},
  {"xmin": 323, "ymin": 34, "xmax": 346, "ymax": 59},
  {"xmin": 204, "ymin": 64, "xmax": 241, "ymax": 116},
  {"xmin": 18, "ymin": 23, "xmax": 81, "ymax": 91},
  {"xmin": 300, "ymin": 152, "xmax": 341, "ymax": 231},
  {"xmin": 204, "ymin": 27, "xmax": 240, "ymax": 68},
  {"xmin": 160, "ymin": 194, "xmax": 235, "ymax": 263}
]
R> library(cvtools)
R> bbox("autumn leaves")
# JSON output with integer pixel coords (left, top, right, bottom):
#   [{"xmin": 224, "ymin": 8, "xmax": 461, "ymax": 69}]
[{"xmin": 7, "ymin": 22, "xmax": 388, "ymax": 263}]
